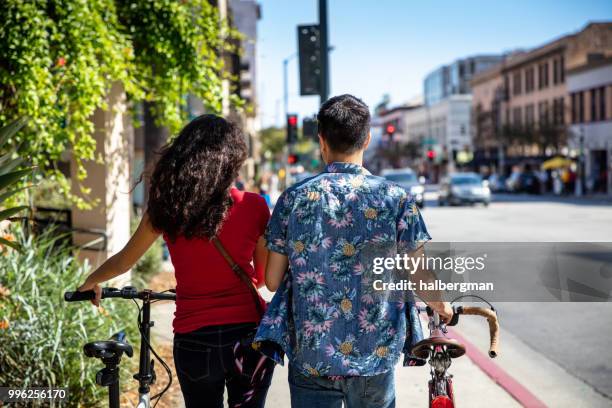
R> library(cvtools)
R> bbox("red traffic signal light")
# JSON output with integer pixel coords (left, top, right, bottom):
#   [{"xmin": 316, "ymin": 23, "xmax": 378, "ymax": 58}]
[
  {"xmin": 287, "ymin": 114, "xmax": 298, "ymax": 144},
  {"xmin": 386, "ymin": 124, "xmax": 396, "ymax": 134},
  {"xmin": 287, "ymin": 154, "xmax": 298, "ymax": 164},
  {"xmin": 288, "ymin": 115, "xmax": 298, "ymax": 127},
  {"xmin": 427, "ymin": 150, "xmax": 436, "ymax": 160}
]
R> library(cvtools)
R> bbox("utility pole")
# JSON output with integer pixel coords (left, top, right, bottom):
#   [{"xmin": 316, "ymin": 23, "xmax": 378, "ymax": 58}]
[{"xmin": 318, "ymin": 0, "xmax": 329, "ymax": 103}]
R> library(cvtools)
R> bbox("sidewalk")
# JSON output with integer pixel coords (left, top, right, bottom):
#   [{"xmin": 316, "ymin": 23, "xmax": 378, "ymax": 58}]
[
  {"xmin": 150, "ymin": 297, "xmax": 518, "ymax": 407},
  {"xmin": 148, "ymin": 278, "xmax": 520, "ymax": 407}
]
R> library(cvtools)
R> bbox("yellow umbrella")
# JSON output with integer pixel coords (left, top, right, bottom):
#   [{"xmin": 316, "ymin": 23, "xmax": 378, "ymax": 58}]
[{"xmin": 541, "ymin": 156, "xmax": 573, "ymax": 170}]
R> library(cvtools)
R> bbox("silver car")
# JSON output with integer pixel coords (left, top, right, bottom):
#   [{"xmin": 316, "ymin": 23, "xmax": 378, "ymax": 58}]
[
  {"xmin": 438, "ymin": 173, "xmax": 491, "ymax": 206},
  {"xmin": 381, "ymin": 168, "xmax": 425, "ymax": 208}
]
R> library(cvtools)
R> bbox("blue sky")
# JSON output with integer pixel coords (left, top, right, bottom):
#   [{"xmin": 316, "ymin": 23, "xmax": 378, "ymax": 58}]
[{"xmin": 256, "ymin": 0, "xmax": 612, "ymax": 128}]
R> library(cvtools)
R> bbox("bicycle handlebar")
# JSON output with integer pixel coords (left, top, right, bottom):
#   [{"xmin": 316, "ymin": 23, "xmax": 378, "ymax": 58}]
[
  {"xmin": 417, "ymin": 304, "xmax": 499, "ymax": 358},
  {"xmin": 64, "ymin": 286, "xmax": 176, "ymax": 302},
  {"xmin": 455, "ymin": 306, "xmax": 499, "ymax": 358}
]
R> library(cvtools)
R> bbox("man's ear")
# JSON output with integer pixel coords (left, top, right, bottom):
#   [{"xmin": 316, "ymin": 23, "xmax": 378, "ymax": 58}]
[
  {"xmin": 363, "ymin": 131, "xmax": 372, "ymax": 150},
  {"xmin": 318, "ymin": 134, "xmax": 326, "ymax": 155}
]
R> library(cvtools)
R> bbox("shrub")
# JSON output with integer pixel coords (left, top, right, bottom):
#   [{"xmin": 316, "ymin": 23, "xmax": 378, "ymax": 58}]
[
  {"xmin": 0, "ymin": 227, "xmax": 138, "ymax": 407},
  {"xmin": 131, "ymin": 216, "xmax": 163, "ymax": 285}
]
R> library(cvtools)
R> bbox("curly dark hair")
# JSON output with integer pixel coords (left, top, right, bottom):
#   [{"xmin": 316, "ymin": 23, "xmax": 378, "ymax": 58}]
[{"xmin": 147, "ymin": 114, "xmax": 248, "ymax": 242}]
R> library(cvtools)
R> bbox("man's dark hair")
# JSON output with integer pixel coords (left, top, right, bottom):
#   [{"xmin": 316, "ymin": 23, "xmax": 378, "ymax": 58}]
[{"xmin": 317, "ymin": 94, "xmax": 371, "ymax": 153}]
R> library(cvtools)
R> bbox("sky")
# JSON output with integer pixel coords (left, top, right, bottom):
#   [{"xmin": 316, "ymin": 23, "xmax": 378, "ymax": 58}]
[{"xmin": 255, "ymin": 0, "xmax": 612, "ymax": 128}]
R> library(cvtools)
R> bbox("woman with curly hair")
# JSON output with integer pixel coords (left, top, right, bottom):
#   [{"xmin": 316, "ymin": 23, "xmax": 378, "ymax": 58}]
[{"xmin": 77, "ymin": 114, "xmax": 275, "ymax": 408}]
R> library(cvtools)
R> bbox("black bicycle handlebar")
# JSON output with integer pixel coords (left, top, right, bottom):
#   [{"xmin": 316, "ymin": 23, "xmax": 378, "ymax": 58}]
[{"xmin": 64, "ymin": 286, "xmax": 176, "ymax": 302}]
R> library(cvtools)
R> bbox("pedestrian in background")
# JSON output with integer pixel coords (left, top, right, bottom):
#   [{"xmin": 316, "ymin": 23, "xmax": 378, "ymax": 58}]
[
  {"xmin": 77, "ymin": 115, "xmax": 275, "ymax": 408},
  {"xmin": 256, "ymin": 95, "xmax": 453, "ymax": 408}
]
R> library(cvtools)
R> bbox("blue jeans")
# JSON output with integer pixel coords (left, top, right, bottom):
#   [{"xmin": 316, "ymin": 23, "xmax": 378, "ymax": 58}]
[{"xmin": 288, "ymin": 364, "xmax": 395, "ymax": 408}]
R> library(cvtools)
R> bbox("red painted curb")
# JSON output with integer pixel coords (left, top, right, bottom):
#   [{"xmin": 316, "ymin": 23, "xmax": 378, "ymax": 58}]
[{"xmin": 447, "ymin": 328, "xmax": 547, "ymax": 408}]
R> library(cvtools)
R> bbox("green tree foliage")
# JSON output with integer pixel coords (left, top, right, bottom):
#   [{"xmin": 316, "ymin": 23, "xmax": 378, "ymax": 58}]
[
  {"xmin": 0, "ymin": 0, "xmax": 234, "ymax": 208},
  {"xmin": 259, "ymin": 126, "xmax": 287, "ymax": 158}
]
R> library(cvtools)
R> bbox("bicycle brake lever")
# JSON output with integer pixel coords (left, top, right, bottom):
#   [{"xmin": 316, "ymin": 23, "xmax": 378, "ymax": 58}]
[{"xmin": 447, "ymin": 306, "xmax": 461, "ymax": 326}]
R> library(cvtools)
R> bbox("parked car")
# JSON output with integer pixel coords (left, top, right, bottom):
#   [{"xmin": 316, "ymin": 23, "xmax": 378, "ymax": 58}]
[
  {"xmin": 438, "ymin": 173, "xmax": 491, "ymax": 206},
  {"xmin": 487, "ymin": 173, "xmax": 506, "ymax": 193},
  {"xmin": 505, "ymin": 171, "xmax": 540, "ymax": 194},
  {"xmin": 381, "ymin": 168, "xmax": 425, "ymax": 207}
]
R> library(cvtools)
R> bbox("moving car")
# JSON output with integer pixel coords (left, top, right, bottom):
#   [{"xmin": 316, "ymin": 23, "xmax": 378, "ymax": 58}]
[
  {"xmin": 381, "ymin": 168, "xmax": 425, "ymax": 208},
  {"xmin": 438, "ymin": 173, "xmax": 490, "ymax": 206}
]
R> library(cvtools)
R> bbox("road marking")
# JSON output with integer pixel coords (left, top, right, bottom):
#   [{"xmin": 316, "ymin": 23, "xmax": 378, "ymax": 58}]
[{"xmin": 447, "ymin": 328, "xmax": 547, "ymax": 408}]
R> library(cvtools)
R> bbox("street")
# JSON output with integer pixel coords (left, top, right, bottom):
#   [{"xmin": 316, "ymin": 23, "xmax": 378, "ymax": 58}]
[{"xmin": 422, "ymin": 189, "xmax": 612, "ymax": 405}]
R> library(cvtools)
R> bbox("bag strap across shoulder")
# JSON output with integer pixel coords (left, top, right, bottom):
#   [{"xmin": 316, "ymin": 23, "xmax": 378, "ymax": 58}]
[{"xmin": 211, "ymin": 236, "xmax": 265, "ymax": 317}]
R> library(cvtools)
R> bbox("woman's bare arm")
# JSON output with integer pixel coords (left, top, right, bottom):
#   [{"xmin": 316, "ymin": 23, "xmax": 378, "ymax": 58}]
[
  {"xmin": 253, "ymin": 236, "xmax": 268, "ymax": 288},
  {"xmin": 77, "ymin": 213, "xmax": 161, "ymax": 305},
  {"xmin": 265, "ymin": 251, "xmax": 288, "ymax": 292}
]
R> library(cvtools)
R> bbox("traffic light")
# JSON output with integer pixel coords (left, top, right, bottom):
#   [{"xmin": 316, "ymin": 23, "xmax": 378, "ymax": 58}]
[
  {"xmin": 287, "ymin": 114, "xmax": 298, "ymax": 144},
  {"xmin": 427, "ymin": 149, "xmax": 436, "ymax": 162},
  {"xmin": 385, "ymin": 124, "xmax": 396, "ymax": 135},
  {"xmin": 287, "ymin": 154, "xmax": 298, "ymax": 164},
  {"xmin": 303, "ymin": 117, "xmax": 318, "ymax": 140},
  {"xmin": 297, "ymin": 25, "xmax": 321, "ymax": 96}
]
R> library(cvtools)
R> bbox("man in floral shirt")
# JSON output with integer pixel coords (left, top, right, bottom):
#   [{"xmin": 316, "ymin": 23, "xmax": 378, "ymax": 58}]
[{"xmin": 256, "ymin": 94, "xmax": 453, "ymax": 408}]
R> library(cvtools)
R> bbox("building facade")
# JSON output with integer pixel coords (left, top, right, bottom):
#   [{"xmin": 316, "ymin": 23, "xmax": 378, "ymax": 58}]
[
  {"xmin": 567, "ymin": 57, "xmax": 612, "ymax": 194},
  {"xmin": 404, "ymin": 95, "xmax": 473, "ymax": 168},
  {"xmin": 471, "ymin": 22, "xmax": 612, "ymax": 179},
  {"xmin": 424, "ymin": 55, "xmax": 504, "ymax": 106}
]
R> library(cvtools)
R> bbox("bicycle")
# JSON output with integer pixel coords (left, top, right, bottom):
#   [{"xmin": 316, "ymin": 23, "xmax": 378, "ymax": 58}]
[
  {"xmin": 64, "ymin": 286, "xmax": 177, "ymax": 408},
  {"xmin": 411, "ymin": 301, "xmax": 499, "ymax": 408}
]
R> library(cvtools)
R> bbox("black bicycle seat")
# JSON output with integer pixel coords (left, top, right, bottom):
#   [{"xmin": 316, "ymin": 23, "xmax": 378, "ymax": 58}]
[
  {"xmin": 411, "ymin": 336, "xmax": 466, "ymax": 359},
  {"xmin": 84, "ymin": 339, "xmax": 133, "ymax": 360}
]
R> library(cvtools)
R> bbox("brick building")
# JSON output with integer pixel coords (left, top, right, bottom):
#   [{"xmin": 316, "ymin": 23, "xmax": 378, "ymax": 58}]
[{"xmin": 471, "ymin": 22, "xmax": 612, "ymax": 180}]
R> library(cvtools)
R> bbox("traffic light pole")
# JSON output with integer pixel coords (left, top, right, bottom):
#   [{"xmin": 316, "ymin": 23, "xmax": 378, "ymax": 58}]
[
  {"xmin": 318, "ymin": 0, "xmax": 329, "ymax": 103},
  {"xmin": 283, "ymin": 54, "xmax": 297, "ymax": 188}
]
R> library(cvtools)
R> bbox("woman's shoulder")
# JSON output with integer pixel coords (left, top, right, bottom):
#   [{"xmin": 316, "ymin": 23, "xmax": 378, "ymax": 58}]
[{"xmin": 231, "ymin": 188, "xmax": 269, "ymax": 210}]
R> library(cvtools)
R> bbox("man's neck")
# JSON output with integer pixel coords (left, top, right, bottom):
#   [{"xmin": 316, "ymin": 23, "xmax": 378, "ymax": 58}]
[{"xmin": 325, "ymin": 152, "xmax": 363, "ymax": 166}]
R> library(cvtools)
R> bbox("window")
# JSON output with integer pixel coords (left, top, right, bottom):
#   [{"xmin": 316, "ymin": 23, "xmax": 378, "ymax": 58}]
[
  {"xmin": 553, "ymin": 97, "xmax": 564, "ymax": 125},
  {"xmin": 538, "ymin": 101, "xmax": 549, "ymax": 125},
  {"xmin": 591, "ymin": 89, "xmax": 598, "ymax": 121},
  {"xmin": 525, "ymin": 104, "xmax": 535, "ymax": 126},
  {"xmin": 513, "ymin": 107, "xmax": 523, "ymax": 127},
  {"xmin": 538, "ymin": 62, "xmax": 549, "ymax": 89},
  {"xmin": 513, "ymin": 72, "xmax": 522, "ymax": 96},
  {"xmin": 559, "ymin": 55, "xmax": 565, "ymax": 83},
  {"xmin": 572, "ymin": 91, "xmax": 585, "ymax": 123},
  {"xmin": 600, "ymin": 87, "xmax": 606, "ymax": 121},
  {"xmin": 552, "ymin": 56, "xmax": 565, "ymax": 85},
  {"xmin": 525, "ymin": 67, "xmax": 535, "ymax": 93}
]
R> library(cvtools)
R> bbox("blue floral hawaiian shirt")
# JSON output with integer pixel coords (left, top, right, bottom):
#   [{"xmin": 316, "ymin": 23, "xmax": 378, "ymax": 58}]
[{"xmin": 254, "ymin": 162, "xmax": 431, "ymax": 377}]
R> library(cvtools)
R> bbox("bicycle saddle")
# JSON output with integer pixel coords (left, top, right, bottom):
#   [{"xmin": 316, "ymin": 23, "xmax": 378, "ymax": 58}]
[
  {"xmin": 84, "ymin": 331, "xmax": 133, "ymax": 360},
  {"xmin": 411, "ymin": 335, "xmax": 466, "ymax": 359}
]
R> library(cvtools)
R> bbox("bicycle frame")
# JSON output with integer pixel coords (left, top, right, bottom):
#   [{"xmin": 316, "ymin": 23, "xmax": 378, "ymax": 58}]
[
  {"xmin": 412, "ymin": 304, "xmax": 499, "ymax": 408},
  {"xmin": 422, "ymin": 308, "xmax": 461, "ymax": 408},
  {"xmin": 65, "ymin": 287, "xmax": 176, "ymax": 408},
  {"xmin": 133, "ymin": 292, "xmax": 155, "ymax": 408}
]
